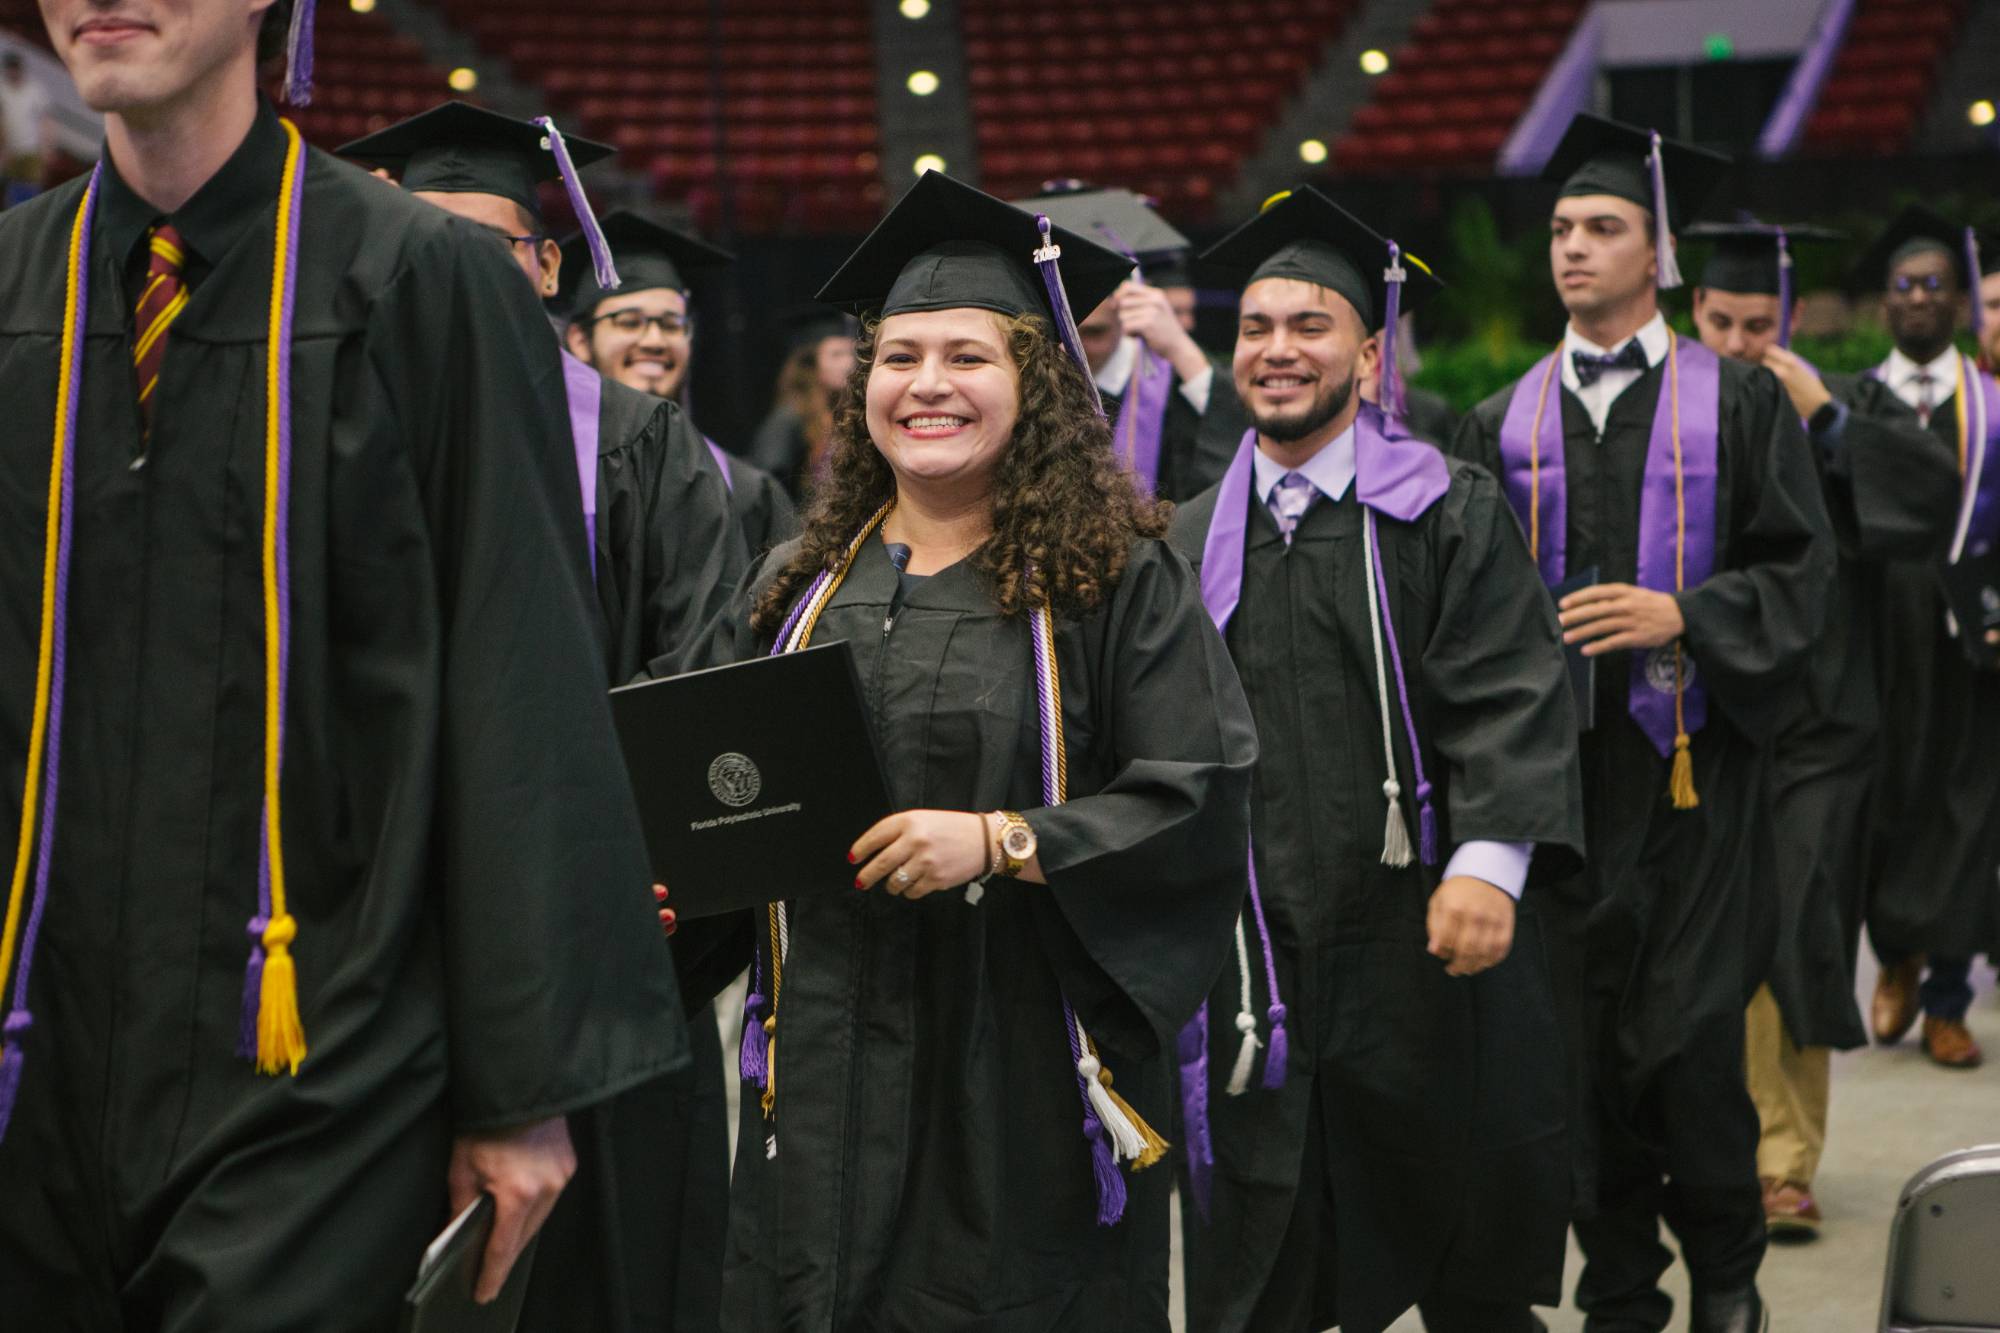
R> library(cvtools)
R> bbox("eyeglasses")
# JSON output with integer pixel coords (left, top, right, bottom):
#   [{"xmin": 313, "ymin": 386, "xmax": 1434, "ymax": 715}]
[
  {"xmin": 585, "ymin": 309, "xmax": 691, "ymax": 337},
  {"xmin": 476, "ymin": 225, "xmax": 546, "ymax": 251},
  {"xmin": 1892, "ymin": 274, "xmax": 1949, "ymax": 295}
]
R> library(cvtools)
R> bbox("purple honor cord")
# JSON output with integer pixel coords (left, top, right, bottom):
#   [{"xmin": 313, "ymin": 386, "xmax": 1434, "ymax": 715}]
[
  {"xmin": 0, "ymin": 170, "xmax": 99, "ymax": 1139},
  {"xmin": 1031, "ymin": 215, "xmax": 1105, "ymax": 418}
]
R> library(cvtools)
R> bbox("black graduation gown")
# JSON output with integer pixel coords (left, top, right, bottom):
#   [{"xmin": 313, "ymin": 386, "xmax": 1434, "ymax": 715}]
[
  {"xmin": 684, "ymin": 535, "xmax": 1257, "ymax": 1332},
  {"xmin": 1169, "ymin": 463, "xmax": 1585, "ymax": 1333},
  {"xmin": 1151, "ymin": 362, "xmax": 1244, "ymax": 502},
  {"xmin": 1453, "ymin": 359, "xmax": 1831, "ymax": 1167},
  {"xmin": 1762, "ymin": 376, "xmax": 1957, "ymax": 1048},
  {"xmin": 1399, "ymin": 385, "xmax": 1461, "ymax": 448},
  {"xmin": 523, "ymin": 384, "xmax": 745, "ymax": 1333},
  {"xmin": 1862, "ymin": 381, "xmax": 2000, "ymax": 960},
  {"xmin": 0, "ymin": 110, "xmax": 684, "ymax": 1326},
  {"xmin": 720, "ymin": 450, "xmax": 801, "ymax": 559},
  {"xmin": 747, "ymin": 402, "xmax": 811, "ymax": 498}
]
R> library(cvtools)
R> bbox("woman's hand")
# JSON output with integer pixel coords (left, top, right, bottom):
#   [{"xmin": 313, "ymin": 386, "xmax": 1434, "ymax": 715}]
[
  {"xmin": 849, "ymin": 811, "xmax": 991, "ymax": 899},
  {"xmin": 653, "ymin": 883, "xmax": 676, "ymax": 938}
]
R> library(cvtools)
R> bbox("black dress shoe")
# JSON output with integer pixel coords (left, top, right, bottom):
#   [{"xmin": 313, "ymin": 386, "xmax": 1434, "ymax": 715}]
[{"xmin": 1688, "ymin": 1286, "xmax": 1767, "ymax": 1333}]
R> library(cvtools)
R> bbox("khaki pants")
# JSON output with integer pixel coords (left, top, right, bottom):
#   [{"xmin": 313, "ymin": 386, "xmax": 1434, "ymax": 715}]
[{"xmin": 1742, "ymin": 983, "xmax": 1830, "ymax": 1187}]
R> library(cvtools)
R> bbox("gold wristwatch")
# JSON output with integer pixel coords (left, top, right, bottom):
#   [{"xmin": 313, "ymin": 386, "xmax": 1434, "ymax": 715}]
[{"xmin": 995, "ymin": 810, "xmax": 1037, "ymax": 877}]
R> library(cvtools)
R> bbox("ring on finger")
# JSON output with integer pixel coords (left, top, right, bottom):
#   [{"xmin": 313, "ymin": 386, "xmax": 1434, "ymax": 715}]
[{"xmin": 894, "ymin": 868, "xmax": 914, "ymax": 887}]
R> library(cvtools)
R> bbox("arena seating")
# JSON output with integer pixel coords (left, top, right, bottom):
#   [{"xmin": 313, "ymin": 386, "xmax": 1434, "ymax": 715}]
[
  {"xmin": 1336, "ymin": 0, "xmax": 1586, "ymax": 177},
  {"xmin": 1803, "ymin": 0, "xmax": 1968, "ymax": 156},
  {"xmin": 285, "ymin": 2, "xmax": 457, "ymax": 149},
  {"xmin": 963, "ymin": 0, "xmax": 1356, "ymax": 222},
  {"xmin": 430, "ymin": 0, "xmax": 885, "ymax": 234}
]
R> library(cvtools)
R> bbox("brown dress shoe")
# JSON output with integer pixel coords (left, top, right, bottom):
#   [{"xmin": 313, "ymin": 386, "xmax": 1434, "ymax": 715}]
[
  {"xmin": 1763, "ymin": 1179, "xmax": 1822, "ymax": 1240},
  {"xmin": 1922, "ymin": 1015, "xmax": 1984, "ymax": 1068},
  {"xmin": 1873, "ymin": 955, "xmax": 1924, "ymax": 1043}
]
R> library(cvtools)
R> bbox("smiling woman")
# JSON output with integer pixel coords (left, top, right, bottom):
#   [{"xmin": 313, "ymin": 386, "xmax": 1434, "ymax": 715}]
[{"xmin": 672, "ymin": 173, "xmax": 1257, "ymax": 1332}]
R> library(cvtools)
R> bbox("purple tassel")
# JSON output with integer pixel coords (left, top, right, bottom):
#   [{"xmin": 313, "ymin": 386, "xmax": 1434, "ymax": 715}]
[
  {"xmin": 1776, "ymin": 229, "xmax": 1794, "ymax": 351},
  {"xmin": 1085, "ymin": 1117, "xmax": 1127, "ymax": 1226},
  {"xmin": 1967, "ymin": 227, "xmax": 1985, "ymax": 343},
  {"xmin": 237, "ymin": 914, "xmax": 269, "ymax": 1060},
  {"xmin": 536, "ymin": 116, "xmax": 619, "ymax": 292},
  {"xmin": 1417, "ymin": 786, "xmax": 1439, "ymax": 867},
  {"xmin": 282, "ymin": 0, "xmax": 316, "ymax": 107},
  {"xmin": 739, "ymin": 992, "xmax": 769, "ymax": 1087},
  {"xmin": 1648, "ymin": 131, "xmax": 1683, "ymax": 289},
  {"xmin": 1260, "ymin": 1003, "xmax": 1288, "ymax": 1092},
  {"xmin": 1031, "ymin": 214, "xmax": 1107, "ymax": 418},
  {"xmin": 1178, "ymin": 1005, "xmax": 1213, "ymax": 1220},
  {"xmin": 1379, "ymin": 241, "xmax": 1407, "ymax": 421},
  {"xmin": 0, "ymin": 1012, "xmax": 29, "ymax": 1141}
]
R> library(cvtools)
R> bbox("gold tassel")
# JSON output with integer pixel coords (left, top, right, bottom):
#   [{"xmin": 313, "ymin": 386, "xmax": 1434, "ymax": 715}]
[
  {"xmin": 255, "ymin": 913, "xmax": 308, "ymax": 1075},
  {"xmin": 1670, "ymin": 733, "xmax": 1699, "ymax": 810},
  {"xmin": 760, "ymin": 1015, "xmax": 777, "ymax": 1118},
  {"xmin": 1097, "ymin": 1067, "xmax": 1170, "ymax": 1170}
]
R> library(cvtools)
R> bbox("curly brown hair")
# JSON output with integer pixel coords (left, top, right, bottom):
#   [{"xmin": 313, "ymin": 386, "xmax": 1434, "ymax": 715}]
[{"xmin": 751, "ymin": 311, "xmax": 1170, "ymax": 633}]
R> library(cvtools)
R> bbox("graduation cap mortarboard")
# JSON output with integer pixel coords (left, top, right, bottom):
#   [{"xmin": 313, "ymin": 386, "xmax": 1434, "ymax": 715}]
[
  {"xmin": 1009, "ymin": 184, "xmax": 1191, "ymax": 269},
  {"xmin": 1853, "ymin": 204, "xmax": 1976, "ymax": 290},
  {"xmin": 815, "ymin": 171, "xmax": 1132, "ymax": 405},
  {"xmin": 1541, "ymin": 113, "xmax": 1731, "ymax": 289},
  {"xmin": 561, "ymin": 210, "xmax": 734, "ymax": 321},
  {"xmin": 1684, "ymin": 219, "xmax": 1843, "ymax": 348},
  {"xmin": 1199, "ymin": 186, "xmax": 1444, "ymax": 418},
  {"xmin": 777, "ymin": 303, "xmax": 860, "ymax": 357}
]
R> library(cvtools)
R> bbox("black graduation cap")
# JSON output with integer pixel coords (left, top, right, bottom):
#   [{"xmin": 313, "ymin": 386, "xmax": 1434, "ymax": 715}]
[
  {"xmin": 1198, "ymin": 185, "xmax": 1443, "ymax": 331},
  {"xmin": 777, "ymin": 303, "xmax": 860, "ymax": 357},
  {"xmin": 815, "ymin": 171, "xmax": 1131, "ymax": 328},
  {"xmin": 1009, "ymin": 183, "xmax": 1191, "ymax": 269},
  {"xmin": 1684, "ymin": 219, "xmax": 1842, "ymax": 296},
  {"xmin": 1851, "ymin": 203, "xmax": 1974, "ymax": 291},
  {"xmin": 1542, "ymin": 113, "xmax": 1730, "ymax": 288},
  {"xmin": 561, "ymin": 209, "xmax": 734, "ymax": 320},
  {"xmin": 335, "ymin": 101, "xmax": 615, "ymax": 225}
]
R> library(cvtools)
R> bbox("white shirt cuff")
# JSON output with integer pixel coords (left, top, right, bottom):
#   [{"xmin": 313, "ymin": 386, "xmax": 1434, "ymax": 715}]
[
  {"xmin": 1178, "ymin": 364, "xmax": 1213, "ymax": 414},
  {"xmin": 1442, "ymin": 839, "xmax": 1533, "ymax": 901}
]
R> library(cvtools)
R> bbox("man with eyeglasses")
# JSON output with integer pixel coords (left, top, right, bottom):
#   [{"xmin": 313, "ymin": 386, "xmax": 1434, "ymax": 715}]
[
  {"xmin": 338, "ymin": 102, "xmax": 744, "ymax": 1333},
  {"xmin": 561, "ymin": 211, "xmax": 799, "ymax": 557},
  {"xmin": 1852, "ymin": 205, "xmax": 2000, "ymax": 1072}
]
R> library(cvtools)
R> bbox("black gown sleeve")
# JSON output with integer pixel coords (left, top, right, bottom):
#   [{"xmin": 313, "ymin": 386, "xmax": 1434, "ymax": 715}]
[
  {"xmin": 639, "ymin": 403, "xmax": 748, "ymax": 669},
  {"xmin": 1423, "ymin": 466, "xmax": 1586, "ymax": 878},
  {"xmin": 1823, "ymin": 377, "xmax": 1960, "ymax": 562},
  {"xmin": 1024, "ymin": 542, "xmax": 1259, "ymax": 1057},
  {"xmin": 377, "ymin": 225, "xmax": 686, "ymax": 1129},
  {"xmin": 1187, "ymin": 370, "xmax": 1252, "ymax": 492},
  {"xmin": 1674, "ymin": 364, "xmax": 1835, "ymax": 741}
]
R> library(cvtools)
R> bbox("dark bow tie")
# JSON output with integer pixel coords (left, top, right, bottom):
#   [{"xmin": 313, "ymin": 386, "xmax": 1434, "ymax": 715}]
[{"xmin": 1571, "ymin": 340, "xmax": 1650, "ymax": 388}]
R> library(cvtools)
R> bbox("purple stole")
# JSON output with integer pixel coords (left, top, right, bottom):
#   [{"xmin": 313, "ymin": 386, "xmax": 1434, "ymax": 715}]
[
  {"xmin": 560, "ymin": 350, "xmax": 603, "ymax": 578},
  {"xmin": 701, "ymin": 435, "xmax": 737, "ymax": 494},
  {"xmin": 1870, "ymin": 353, "xmax": 2000, "ymax": 562},
  {"xmin": 1497, "ymin": 333, "xmax": 1720, "ymax": 761},
  {"xmin": 1113, "ymin": 346, "xmax": 1173, "ymax": 491}
]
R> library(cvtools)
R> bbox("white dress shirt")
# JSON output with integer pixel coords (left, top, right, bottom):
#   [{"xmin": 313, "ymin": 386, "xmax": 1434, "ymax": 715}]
[
  {"xmin": 1249, "ymin": 428, "xmax": 1534, "ymax": 899},
  {"xmin": 1561, "ymin": 312, "xmax": 1670, "ymax": 436},
  {"xmin": 1879, "ymin": 345, "xmax": 1960, "ymax": 421}
]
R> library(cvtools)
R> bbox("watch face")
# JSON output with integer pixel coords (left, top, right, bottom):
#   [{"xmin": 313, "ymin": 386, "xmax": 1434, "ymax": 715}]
[{"xmin": 1002, "ymin": 825, "xmax": 1036, "ymax": 858}]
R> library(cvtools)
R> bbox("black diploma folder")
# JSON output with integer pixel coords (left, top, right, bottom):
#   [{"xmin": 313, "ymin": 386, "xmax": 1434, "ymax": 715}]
[
  {"xmin": 1550, "ymin": 566, "xmax": 1599, "ymax": 731},
  {"xmin": 400, "ymin": 1195, "xmax": 538, "ymax": 1333},
  {"xmin": 1940, "ymin": 550, "xmax": 2000, "ymax": 670},
  {"xmin": 609, "ymin": 641, "xmax": 892, "ymax": 918}
]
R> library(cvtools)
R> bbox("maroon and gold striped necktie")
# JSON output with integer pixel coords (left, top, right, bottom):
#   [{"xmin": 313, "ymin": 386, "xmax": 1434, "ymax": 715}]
[{"xmin": 132, "ymin": 222, "xmax": 187, "ymax": 431}]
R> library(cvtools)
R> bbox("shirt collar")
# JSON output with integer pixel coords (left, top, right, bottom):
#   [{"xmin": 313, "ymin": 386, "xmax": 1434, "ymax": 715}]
[
  {"xmin": 1095, "ymin": 334, "xmax": 1139, "ymax": 396},
  {"xmin": 1884, "ymin": 344, "xmax": 1960, "ymax": 389},
  {"xmin": 1563, "ymin": 311, "xmax": 1669, "ymax": 366},
  {"xmin": 96, "ymin": 100, "xmax": 290, "ymax": 281},
  {"xmin": 1252, "ymin": 421, "xmax": 1356, "ymax": 506}
]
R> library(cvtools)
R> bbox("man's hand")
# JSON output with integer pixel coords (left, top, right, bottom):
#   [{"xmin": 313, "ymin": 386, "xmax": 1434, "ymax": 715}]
[
  {"xmin": 1762, "ymin": 345, "xmax": 1833, "ymax": 421},
  {"xmin": 1559, "ymin": 583, "xmax": 1686, "ymax": 656},
  {"xmin": 447, "ymin": 1118, "xmax": 577, "ymax": 1303},
  {"xmin": 1115, "ymin": 281, "xmax": 1210, "ymax": 382},
  {"xmin": 849, "ymin": 810, "xmax": 990, "ymax": 899},
  {"xmin": 1426, "ymin": 876, "xmax": 1516, "ymax": 977}
]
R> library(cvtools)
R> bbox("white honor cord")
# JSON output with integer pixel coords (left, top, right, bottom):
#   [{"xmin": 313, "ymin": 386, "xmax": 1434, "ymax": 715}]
[
  {"xmin": 1225, "ymin": 911, "xmax": 1262, "ymax": 1095},
  {"xmin": 1362, "ymin": 513, "xmax": 1413, "ymax": 867}
]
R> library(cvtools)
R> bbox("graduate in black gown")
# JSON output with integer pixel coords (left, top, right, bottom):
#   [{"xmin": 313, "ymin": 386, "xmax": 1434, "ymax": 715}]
[
  {"xmin": 555, "ymin": 209, "xmax": 800, "ymax": 561},
  {"xmin": 1846, "ymin": 206, "xmax": 2000, "ymax": 1070},
  {"xmin": 675, "ymin": 171, "xmax": 1257, "ymax": 1331},
  {"xmin": 335, "ymin": 109, "xmax": 746, "ymax": 1333},
  {"xmin": 746, "ymin": 305, "xmax": 858, "ymax": 502},
  {"xmin": 1686, "ymin": 219, "xmax": 1959, "ymax": 1236},
  {"xmin": 0, "ymin": 3, "xmax": 682, "ymax": 1323},
  {"xmin": 1453, "ymin": 116, "xmax": 1833, "ymax": 1333},
  {"xmin": 1023, "ymin": 183, "xmax": 1245, "ymax": 500},
  {"xmin": 336, "ymin": 107, "xmax": 747, "ymax": 678},
  {"xmin": 1168, "ymin": 187, "xmax": 1585, "ymax": 1333}
]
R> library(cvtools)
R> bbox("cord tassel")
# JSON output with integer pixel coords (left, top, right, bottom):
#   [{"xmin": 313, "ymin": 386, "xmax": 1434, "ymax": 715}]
[
  {"xmin": 1381, "ymin": 779, "xmax": 1413, "ymax": 868},
  {"xmin": 0, "ymin": 1014, "xmax": 29, "ymax": 1140},
  {"xmin": 1100, "ymin": 1073, "xmax": 1169, "ymax": 1170},
  {"xmin": 1178, "ymin": 1005, "xmax": 1214, "ymax": 1219},
  {"xmin": 1417, "ymin": 786, "xmax": 1439, "ymax": 866},
  {"xmin": 282, "ymin": 0, "xmax": 316, "ymax": 106},
  {"xmin": 236, "ymin": 915, "xmax": 267, "ymax": 1059},
  {"xmin": 254, "ymin": 913, "xmax": 306, "ymax": 1075},
  {"xmin": 760, "ymin": 1017, "xmax": 778, "ymax": 1118},
  {"xmin": 739, "ymin": 991, "xmax": 768, "ymax": 1087},
  {"xmin": 1079, "ymin": 1050, "xmax": 1145, "ymax": 1162},
  {"xmin": 1085, "ymin": 1119, "xmax": 1127, "ymax": 1226},
  {"xmin": 1670, "ymin": 732, "xmax": 1699, "ymax": 809},
  {"xmin": 1226, "ymin": 1010, "xmax": 1261, "ymax": 1097},
  {"xmin": 1261, "ymin": 1003, "xmax": 1288, "ymax": 1091}
]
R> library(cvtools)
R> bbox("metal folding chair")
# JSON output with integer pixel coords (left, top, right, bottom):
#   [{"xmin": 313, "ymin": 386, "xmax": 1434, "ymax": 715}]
[{"xmin": 1881, "ymin": 1145, "xmax": 2000, "ymax": 1332}]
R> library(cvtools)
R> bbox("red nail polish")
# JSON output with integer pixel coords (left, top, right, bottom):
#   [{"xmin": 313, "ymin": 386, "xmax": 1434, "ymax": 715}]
[
  {"xmin": 854, "ymin": 877, "xmax": 866, "ymax": 889},
  {"xmin": 847, "ymin": 852, "xmax": 857, "ymax": 864}
]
